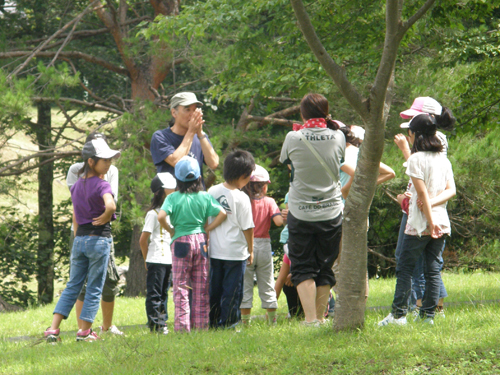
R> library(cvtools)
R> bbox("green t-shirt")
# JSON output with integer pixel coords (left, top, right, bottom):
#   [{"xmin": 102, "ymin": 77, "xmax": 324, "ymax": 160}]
[{"xmin": 161, "ymin": 191, "xmax": 223, "ymax": 242}]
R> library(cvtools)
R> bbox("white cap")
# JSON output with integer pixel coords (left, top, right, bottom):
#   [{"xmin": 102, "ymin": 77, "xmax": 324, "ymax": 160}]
[
  {"xmin": 82, "ymin": 138, "xmax": 120, "ymax": 159},
  {"xmin": 250, "ymin": 165, "xmax": 270, "ymax": 183},
  {"xmin": 158, "ymin": 172, "xmax": 176, "ymax": 189}
]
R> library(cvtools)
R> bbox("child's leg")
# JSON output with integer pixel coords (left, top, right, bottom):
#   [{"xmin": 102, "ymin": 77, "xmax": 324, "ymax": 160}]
[
  {"xmin": 240, "ymin": 254, "xmax": 257, "ymax": 324},
  {"xmin": 79, "ymin": 237, "xmax": 111, "ymax": 326},
  {"xmin": 190, "ymin": 234, "xmax": 209, "ymax": 330},
  {"xmin": 421, "ymin": 237, "xmax": 446, "ymax": 318},
  {"xmin": 146, "ymin": 263, "xmax": 167, "ymax": 331},
  {"xmin": 219, "ymin": 260, "xmax": 246, "ymax": 327},
  {"xmin": 254, "ymin": 240, "xmax": 278, "ymax": 323},
  {"xmin": 172, "ymin": 237, "xmax": 194, "ymax": 332},
  {"xmin": 209, "ymin": 258, "xmax": 224, "ymax": 328},
  {"xmin": 161, "ymin": 265, "xmax": 172, "ymax": 321},
  {"xmin": 52, "ymin": 236, "xmax": 91, "ymax": 325}
]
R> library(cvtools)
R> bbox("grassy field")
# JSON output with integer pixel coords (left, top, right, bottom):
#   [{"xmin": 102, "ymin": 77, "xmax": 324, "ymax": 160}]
[{"xmin": 1, "ymin": 271, "xmax": 499, "ymax": 374}]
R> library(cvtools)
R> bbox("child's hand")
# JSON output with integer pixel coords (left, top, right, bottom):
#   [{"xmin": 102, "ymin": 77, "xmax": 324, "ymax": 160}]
[
  {"xmin": 281, "ymin": 208, "xmax": 288, "ymax": 222},
  {"xmin": 284, "ymin": 273, "xmax": 293, "ymax": 287},
  {"xmin": 394, "ymin": 133, "xmax": 410, "ymax": 151},
  {"xmin": 144, "ymin": 261, "xmax": 148, "ymax": 271},
  {"xmin": 247, "ymin": 253, "xmax": 254, "ymax": 266},
  {"xmin": 92, "ymin": 211, "xmax": 113, "ymax": 226}
]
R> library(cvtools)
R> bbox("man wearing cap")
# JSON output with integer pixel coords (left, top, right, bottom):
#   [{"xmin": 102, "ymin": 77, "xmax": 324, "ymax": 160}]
[{"xmin": 150, "ymin": 92, "xmax": 219, "ymax": 179}]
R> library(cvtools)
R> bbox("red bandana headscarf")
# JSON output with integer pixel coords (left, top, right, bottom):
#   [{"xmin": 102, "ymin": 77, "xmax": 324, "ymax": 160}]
[{"xmin": 293, "ymin": 118, "xmax": 347, "ymax": 131}]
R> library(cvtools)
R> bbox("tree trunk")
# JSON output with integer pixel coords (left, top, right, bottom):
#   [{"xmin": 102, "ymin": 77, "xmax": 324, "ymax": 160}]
[
  {"xmin": 34, "ymin": 103, "xmax": 55, "ymax": 304},
  {"xmin": 125, "ymin": 70, "xmax": 157, "ymax": 296},
  {"xmin": 124, "ymin": 224, "xmax": 147, "ymax": 296}
]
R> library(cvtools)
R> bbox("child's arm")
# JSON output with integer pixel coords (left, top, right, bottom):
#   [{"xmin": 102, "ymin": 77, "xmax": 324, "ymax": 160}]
[
  {"xmin": 205, "ymin": 209, "xmax": 227, "ymax": 232},
  {"xmin": 377, "ymin": 162, "xmax": 396, "ymax": 185},
  {"xmin": 274, "ymin": 260, "xmax": 290, "ymax": 300},
  {"xmin": 92, "ymin": 193, "xmax": 116, "ymax": 226},
  {"xmin": 72, "ymin": 211, "xmax": 78, "ymax": 236},
  {"xmin": 411, "ymin": 177, "xmax": 440, "ymax": 238},
  {"xmin": 139, "ymin": 232, "xmax": 150, "ymax": 270},
  {"xmin": 418, "ymin": 178, "xmax": 456, "ymax": 209},
  {"xmin": 158, "ymin": 210, "xmax": 175, "ymax": 238},
  {"xmin": 272, "ymin": 214, "xmax": 284, "ymax": 227},
  {"xmin": 243, "ymin": 227, "xmax": 254, "ymax": 265}
]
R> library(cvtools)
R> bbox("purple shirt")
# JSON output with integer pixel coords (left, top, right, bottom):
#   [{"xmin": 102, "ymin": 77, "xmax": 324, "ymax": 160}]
[{"xmin": 70, "ymin": 176, "xmax": 116, "ymax": 225}]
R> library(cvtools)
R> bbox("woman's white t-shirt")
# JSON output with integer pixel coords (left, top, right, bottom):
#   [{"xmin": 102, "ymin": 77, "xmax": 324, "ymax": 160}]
[
  {"xmin": 405, "ymin": 152, "xmax": 454, "ymax": 236},
  {"xmin": 142, "ymin": 209, "xmax": 172, "ymax": 264}
]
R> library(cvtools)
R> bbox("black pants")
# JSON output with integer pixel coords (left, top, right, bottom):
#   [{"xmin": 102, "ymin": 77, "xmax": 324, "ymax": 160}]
[
  {"xmin": 146, "ymin": 263, "xmax": 172, "ymax": 331},
  {"xmin": 283, "ymin": 284, "xmax": 304, "ymax": 318}
]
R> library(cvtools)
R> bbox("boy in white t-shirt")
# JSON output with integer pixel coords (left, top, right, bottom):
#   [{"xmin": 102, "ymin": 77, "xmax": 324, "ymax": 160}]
[
  {"xmin": 208, "ymin": 150, "xmax": 255, "ymax": 329},
  {"xmin": 139, "ymin": 173, "xmax": 176, "ymax": 334}
]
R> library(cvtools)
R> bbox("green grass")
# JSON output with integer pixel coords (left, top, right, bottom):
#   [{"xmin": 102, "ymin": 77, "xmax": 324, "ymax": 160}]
[{"xmin": 1, "ymin": 271, "xmax": 500, "ymax": 374}]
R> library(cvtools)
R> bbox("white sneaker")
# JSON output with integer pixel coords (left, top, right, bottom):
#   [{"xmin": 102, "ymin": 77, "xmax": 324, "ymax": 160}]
[
  {"xmin": 100, "ymin": 325, "xmax": 124, "ymax": 335},
  {"xmin": 378, "ymin": 313, "xmax": 407, "ymax": 326}
]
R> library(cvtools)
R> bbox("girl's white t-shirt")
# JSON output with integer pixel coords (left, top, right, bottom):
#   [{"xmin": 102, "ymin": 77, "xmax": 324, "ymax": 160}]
[
  {"xmin": 142, "ymin": 209, "xmax": 172, "ymax": 264},
  {"xmin": 405, "ymin": 152, "xmax": 454, "ymax": 236}
]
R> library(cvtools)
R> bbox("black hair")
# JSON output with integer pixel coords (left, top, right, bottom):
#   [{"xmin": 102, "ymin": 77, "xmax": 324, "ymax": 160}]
[
  {"xmin": 148, "ymin": 189, "xmax": 166, "ymax": 211},
  {"xmin": 168, "ymin": 117, "xmax": 175, "ymax": 127},
  {"xmin": 177, "ymin": 176, "xmax": 204, "ymax": 193},
  {"xmin": 434, "ymin": 106, "xmax": 456, "ymax": 131},
  {"xmin": 78, "ymin": 156, "xmax": 101, "ymax": 178},
  {"xmin": 300, "ymin": 93, "xmax": 340, "ymax": 131},
  {"xmin": 223, "ymin": 150, "xmax": 255, "ymax": 183},
  {"xmin": 411, "ymin": 132, "xmax": 444, "ymax": 153},
  {"xmin": 242, "ymin": 181, "xmax": 267, "ymax": 199}
]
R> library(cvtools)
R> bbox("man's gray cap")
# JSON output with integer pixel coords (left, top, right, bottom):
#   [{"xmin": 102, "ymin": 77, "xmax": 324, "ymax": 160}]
[{"xmin": 170, "ymin": 92, "xmax": 203, "ymax": 109}]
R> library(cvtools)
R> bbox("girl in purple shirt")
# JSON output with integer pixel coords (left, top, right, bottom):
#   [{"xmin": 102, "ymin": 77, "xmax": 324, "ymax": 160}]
[{"xmin": 44, "ymin": 138, "xmax": 120, "ymax": 343}]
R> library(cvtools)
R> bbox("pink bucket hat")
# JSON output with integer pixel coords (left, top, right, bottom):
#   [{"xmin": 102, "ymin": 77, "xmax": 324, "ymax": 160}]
[{"xmin": 400, "ymin": 97, "xmax": 442, "ymax": 119}]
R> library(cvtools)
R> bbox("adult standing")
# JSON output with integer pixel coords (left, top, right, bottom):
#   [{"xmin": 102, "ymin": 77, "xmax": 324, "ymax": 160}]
[
  {"xmin": 279, "ymin": 93, "xmax": 345, "ymax": 325},
  {"xmin": 66, "ymin": 132, "xmax": 123, "ymax": 336},
  {"xmin": 150, "ymin": 92, "xmax": 219, "ymax": 179}
]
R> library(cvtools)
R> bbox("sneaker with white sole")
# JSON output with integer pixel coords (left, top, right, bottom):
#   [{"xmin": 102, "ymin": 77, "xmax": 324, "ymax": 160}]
[
  {"xmin": 100, "ymin": 325, "xmax": 124, "ymax": 335},
  {"xmin": 44, "ymin": 328, "xmax": 61, "ymax": 344},
  {"xmin": 76, "ymin": 328, "xmax": 101, "ymax": 342},
  {"xmin": 300, "ymin": 319, "xmax": 320, "ymax": 328},
  {"xmin": 378, "ymin": 313, "xmax": 407, "ymax": 326}
]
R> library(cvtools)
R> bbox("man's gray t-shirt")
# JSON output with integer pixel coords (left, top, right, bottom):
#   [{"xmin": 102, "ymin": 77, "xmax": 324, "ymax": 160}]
[{"xmin": 280, "ymin": 128, "xmax": 345, "ymax": 222}]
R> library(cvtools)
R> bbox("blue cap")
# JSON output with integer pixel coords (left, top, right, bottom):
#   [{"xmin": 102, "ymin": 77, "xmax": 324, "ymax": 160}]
[{"xmin": 175, "ymin": 156, "xmax": 200, "ymax": 182}]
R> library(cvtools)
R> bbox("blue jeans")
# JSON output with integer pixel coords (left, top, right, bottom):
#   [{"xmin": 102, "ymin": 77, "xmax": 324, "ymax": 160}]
[
  {"xmin": 392, "ymin": 234, "xmax": 445, "ymax": 318},
  {"xmin": 209, "ymin": 258, "xmax": 246, "ymax": 328},
  {"xmin": 394, "ymin": 214, "xmax": 447, "ymax": 308},
  {"xmin": 54, "ymin": 236, "xmax": 111, "ymax": 323}
]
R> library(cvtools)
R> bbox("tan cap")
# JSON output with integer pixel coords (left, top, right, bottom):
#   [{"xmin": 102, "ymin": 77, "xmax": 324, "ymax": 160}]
[{"xmin": 170, "ymin": 92, "xmax": 203, "ymax": 109}]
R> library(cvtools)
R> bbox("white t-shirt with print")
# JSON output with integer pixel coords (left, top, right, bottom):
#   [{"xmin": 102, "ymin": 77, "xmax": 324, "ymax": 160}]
[
  {"xmin": 142, "ymin": 209, "xmax": 172, "ymax": 264},
  {"xmin": 405, "ymin": 152, "xmax": 454, "ymax": 236},
  {"xmin": 208, "ymin": 183, "xmax": 254, "ymax": 261}
]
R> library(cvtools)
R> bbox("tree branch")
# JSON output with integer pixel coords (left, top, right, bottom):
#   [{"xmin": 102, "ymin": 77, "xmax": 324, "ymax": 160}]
[
  {"xmin": 246, "ymin": 115, "xmax": 295, "ymax": 127},
  {"xmin": 7, "ymin": 0, "xmax": 101, "ymax": 79},
  {"xmin": 32, "ymin": 96, "xmax": 124, "ymax": 115},
  {"xmin": 93, "ymin": 0, "xmax": 138, "ymax": 79},
  {"xmin": 289, "ymin": 0, "xmax": 368, "ymax": 120},
  {"xmin": 401, "ymin": 0, "xmax": 436, "ymax": 35},
  {"xmin": 0, "ymin": 51, "xmax": 129, "ymax": 76},
  {"xmin": 0, "ymin": 151, "xmax": 81, "ymax": 176}
]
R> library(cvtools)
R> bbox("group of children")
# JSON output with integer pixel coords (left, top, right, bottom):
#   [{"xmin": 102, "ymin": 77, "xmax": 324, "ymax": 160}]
[
  {"xmin": 43, "ymin": 94, "xmax": 454, "ymax": 342},
  {"xmin": 149, "ymin": 151, "xmax": 284, "ymax": 332}
]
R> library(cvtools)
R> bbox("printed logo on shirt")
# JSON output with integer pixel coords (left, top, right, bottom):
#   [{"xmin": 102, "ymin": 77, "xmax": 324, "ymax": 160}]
[
  {"xmin": 217, "ymin": 195, "xmax": 232, "ymax": 214},
  {"xmin": 188, "ymin": 151, "xmax": 197, "ymax": 160},
  {"xmin": 304, "ymin": 134, "xmax": 337, "ymax": 141},
  {"xmin": 312, "ymin": 196, "xmax": 324, "ymax": 203}
]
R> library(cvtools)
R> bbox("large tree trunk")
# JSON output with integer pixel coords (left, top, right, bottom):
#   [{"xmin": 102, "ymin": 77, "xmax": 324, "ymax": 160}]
[
  {"xmin": 125, "ymin": 70, "xmax": 157, "ymax": 296},
  {"xmin": 35, "ymin": 103, "xmax": 55, "ymax": 304}
]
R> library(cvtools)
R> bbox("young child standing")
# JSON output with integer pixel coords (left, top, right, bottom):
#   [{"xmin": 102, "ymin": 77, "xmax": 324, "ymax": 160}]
[
  {"xmin": 240, "ymin": 165, "xmax": 283, "ymax": 325},
  {"xmin": 208, "ymin": 150, "xmax": 256, "ymax": 329},
  {"xmin": 158, "ymin": 156, "xmax": 226, "ymax": 332},
  {"xmin": 44, "ymin": 138, "xmax": 120, "ymax": 342},
  {"xmin": 140, "ymin": 172, "xmax": 176, "ymax": 334}
]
